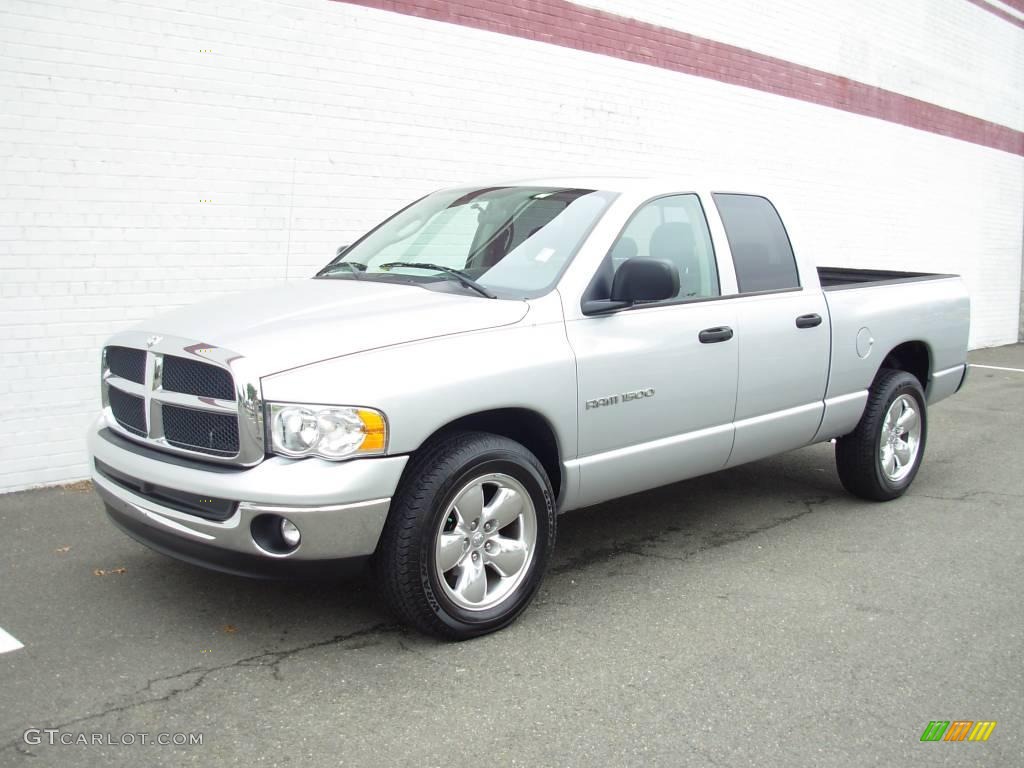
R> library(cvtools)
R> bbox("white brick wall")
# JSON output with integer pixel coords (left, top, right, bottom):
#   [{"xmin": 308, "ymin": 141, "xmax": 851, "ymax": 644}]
[{"xmin": 1, "ymin": 0, "xmax": 1021, "ymax": 491}]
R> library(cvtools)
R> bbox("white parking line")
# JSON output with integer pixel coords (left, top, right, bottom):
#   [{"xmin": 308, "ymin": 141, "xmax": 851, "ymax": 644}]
[
  {"xmin": 970, "ymin": 364, "xmax": 1024, "ymax": 373},
  {"xmin": 0, "ymin": 627, "xmax": 24, "ymax": 654}
]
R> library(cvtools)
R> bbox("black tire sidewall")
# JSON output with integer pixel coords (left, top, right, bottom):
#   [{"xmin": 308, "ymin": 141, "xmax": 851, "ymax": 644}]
[
  {"xmin": 871, "ymin": 375, "xmax": 928, "ymax": 495},
  {"xmin": 416, "ymin": 446, "xmax": 554, "ymax": 635}
]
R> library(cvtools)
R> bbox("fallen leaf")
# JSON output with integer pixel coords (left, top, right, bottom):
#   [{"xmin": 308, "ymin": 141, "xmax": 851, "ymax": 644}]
[
  {"xmin": 62, "ymin": 480, "xmax": 92, "ymax": 492},
  {"xmin": 55, "ymin": 546, "xmax": 71, "ymax": 554},
  {"xmin": 222, "ymin": 624, "xmax": 238, "ymax": 634},
  {"xmin": 93, "ymin": 566, "xmax": 128, "ymax": 576}
]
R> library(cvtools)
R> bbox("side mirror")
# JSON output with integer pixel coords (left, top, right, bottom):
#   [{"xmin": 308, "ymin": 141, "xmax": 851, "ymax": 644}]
[
  {"xmin": 336, "ymin": 244, "xmax": 350, "ymax": 257},
  {"xmin": 581, "ymin": 259, "xmax": 679, "ymax": 315},
  {"xmin": 611, "ymin": 258, "xmax": 679, "ymax": 303}
]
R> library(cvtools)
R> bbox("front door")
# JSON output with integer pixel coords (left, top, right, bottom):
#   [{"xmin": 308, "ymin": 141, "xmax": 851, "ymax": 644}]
[{"xmin": 564, "ymin": 194, "xmax": 739, "ymax": 507}]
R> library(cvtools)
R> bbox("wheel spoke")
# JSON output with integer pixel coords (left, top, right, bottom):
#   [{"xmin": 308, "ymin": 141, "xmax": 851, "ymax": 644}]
[
  {"xmin": 881, "ymin": 445, "xmax": 897, "ymax": 476},
  {"xmin": 896, "ymin": 406, "xmax": 918, "ymax": 432},
  {"xmin": 883, "ymin": 406, "xmax": 898, "ymax": 433},
  {"xmin": 454, "ymin": 483, "xmax": 485, "ymax": 526},
  {"xmin": 454, "ymin": 558, "xmax": 487, "ymax": 604},
  {"xmin": 483, "ymin": 487, "xmax": 523, "ymax": 530},
  {"xmin": 894, "ymin": 440, "xmax": 913, "ymax": 465},
  {"xmin": 437, "ymin": 533, "xmax": 465, "ymax": 573},
  {"xmin": 485, "ymin": 536, "xmax": 527, "ymax": 578}
]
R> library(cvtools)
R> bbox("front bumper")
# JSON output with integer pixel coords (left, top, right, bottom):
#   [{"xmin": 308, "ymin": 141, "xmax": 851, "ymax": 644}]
[{"xmin": 88, "ymin": 418, "xmax": 409, "ymax": 578}]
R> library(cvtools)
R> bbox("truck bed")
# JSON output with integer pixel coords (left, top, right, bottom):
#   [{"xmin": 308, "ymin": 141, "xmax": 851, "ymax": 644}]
[{"xmin": 817, "ymin": 266, "xmax": 957, "ymax": 291}]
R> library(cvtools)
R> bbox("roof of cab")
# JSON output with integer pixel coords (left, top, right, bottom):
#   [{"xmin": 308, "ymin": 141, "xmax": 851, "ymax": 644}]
[
  {"xmin": 473, "ymin": 175, "xmax": 773, "ymax": 196},
  {"xmin": 496, "ymin": 175, "xmax": 681, "ymax": 193}
]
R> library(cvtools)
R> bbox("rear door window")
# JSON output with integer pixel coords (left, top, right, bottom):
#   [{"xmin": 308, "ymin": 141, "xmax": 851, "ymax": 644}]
[{"xmin": 712, "ymin": 194, "xmax": 800, "ymax": 293}]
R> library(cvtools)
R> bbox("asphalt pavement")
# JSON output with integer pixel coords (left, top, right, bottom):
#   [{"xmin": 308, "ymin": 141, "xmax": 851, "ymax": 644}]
[{"xmin": 1, "ymin": 345, "xmax": 1022, "ymax": 767}]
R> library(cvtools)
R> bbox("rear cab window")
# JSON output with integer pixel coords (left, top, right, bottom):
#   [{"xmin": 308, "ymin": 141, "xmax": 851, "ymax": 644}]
[{"xmin": 712, "ymin": 194, "xmax": 800, "ymax": 293}]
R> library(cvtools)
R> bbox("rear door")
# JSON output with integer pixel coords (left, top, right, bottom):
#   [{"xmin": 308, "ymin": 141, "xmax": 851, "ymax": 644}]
[{"xmin": 711, "ymin": 194, "xmax": 831, "ymax": 467}]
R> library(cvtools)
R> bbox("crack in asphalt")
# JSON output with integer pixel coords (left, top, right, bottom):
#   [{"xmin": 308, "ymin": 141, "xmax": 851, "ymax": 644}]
[
  {"xmin": 2, "ymin": 495, "xmax": 840, "ymax": 758},
  {"xmin": 914, "ymin": 489, "xmax": 1024, "ymax": 502},
  {"xmin": 551, "ymin": 496, "xmax": 829, "ymax": 574},
  {"xmin": 394, "ymin": 637, "xmax": 461, "ymax": 669},
  {"xmin": 1, "ymin": 622, "xmax": 400, "ymax": 759}
]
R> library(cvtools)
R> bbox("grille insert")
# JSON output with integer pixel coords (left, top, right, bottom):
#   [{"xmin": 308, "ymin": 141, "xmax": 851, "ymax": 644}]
[
  {"xmin": 108, "ymin": 387, "xmax": 146, "ymax": 436},
  {"xmin": 106, "ymin": 346, "xmax": 146, "ymax": 384},
  {"xmin": 163, "ymin": 355, "xmax": 235, "ymax": 401},
  {"xmin": 163, "ymin": 405, "xmax": 239, "ymax": 456}
]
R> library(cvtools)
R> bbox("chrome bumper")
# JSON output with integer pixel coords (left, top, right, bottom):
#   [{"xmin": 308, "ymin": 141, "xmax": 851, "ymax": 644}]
[{"xmin": 88, "ymin": 418, "xmax": 408, "ymax": 574}]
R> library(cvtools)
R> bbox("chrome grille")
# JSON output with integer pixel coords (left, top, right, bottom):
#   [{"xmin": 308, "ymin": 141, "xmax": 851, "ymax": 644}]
[
  {"xmin": 163, "ymin": 355, "xmax": 235, "ymax": 401},
  {"xmin": 100, "ymin": 332, "xmax": 264, "ymax": 466},
  {"xmin": 163, "ymin": 405, "xmax": 239, "ymax": 456},
  {"xmin": 108, "ymin": 387, "xmax": 146, "ymax": 436},
  {"xmin": 106, "ymin": 346, "xmax": 146, "ymax": 384}
]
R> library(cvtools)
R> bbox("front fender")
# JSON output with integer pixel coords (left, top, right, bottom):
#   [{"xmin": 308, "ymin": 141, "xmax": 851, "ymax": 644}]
[{"xmin": 260, "ymin": 316, "xmax": 578, "ymax": 462}]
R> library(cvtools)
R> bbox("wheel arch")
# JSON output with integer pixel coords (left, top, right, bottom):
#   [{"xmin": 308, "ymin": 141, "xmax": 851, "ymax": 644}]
[
  {"xmin": 876, "ymin": 340, "xmax": 931, "ymax": 389},
  {"xmin": 412, "ymin": 408, "xmax": 563, "ymax": 501}
]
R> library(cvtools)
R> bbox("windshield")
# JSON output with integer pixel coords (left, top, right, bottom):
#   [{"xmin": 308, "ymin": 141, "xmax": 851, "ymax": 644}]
[{"xmin": 317, "ymin": 186, "xmax": 617, "ymax": 298}]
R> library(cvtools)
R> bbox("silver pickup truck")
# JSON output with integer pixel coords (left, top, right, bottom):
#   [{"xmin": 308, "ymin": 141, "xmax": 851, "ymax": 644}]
[{"xmin": 88, "ymin": 178, "xmax": 970, "ymax": 639}]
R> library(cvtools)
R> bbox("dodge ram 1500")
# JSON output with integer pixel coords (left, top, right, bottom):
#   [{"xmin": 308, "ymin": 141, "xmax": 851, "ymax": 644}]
[{"xmin": 89, "ymin": 178, "xmax": 970, "ymax": 638}]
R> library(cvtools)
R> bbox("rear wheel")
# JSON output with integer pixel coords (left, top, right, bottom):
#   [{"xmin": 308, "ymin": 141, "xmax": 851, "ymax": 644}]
[
  {"xmin": 836, "ymin": 368, "xmax": 927, "ymax": 501},
  {"xmin": 375, "ymin": 431, "xmax": 555, "ymax": 639}
]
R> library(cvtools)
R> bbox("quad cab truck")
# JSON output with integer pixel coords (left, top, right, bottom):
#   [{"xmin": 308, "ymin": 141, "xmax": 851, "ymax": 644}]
[{"xmin": 88, "ymin": 178, "xmax": 970, "ymax": 639}]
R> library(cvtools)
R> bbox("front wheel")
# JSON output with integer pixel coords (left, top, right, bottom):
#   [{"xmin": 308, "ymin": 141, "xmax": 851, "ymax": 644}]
[
  {"xmin": 835, "ymin": 368, "xmax": 928, "ymax": 501},
  {"xmin": 374, "ymin": 431, "xmax": 556, "ymax": 639}
]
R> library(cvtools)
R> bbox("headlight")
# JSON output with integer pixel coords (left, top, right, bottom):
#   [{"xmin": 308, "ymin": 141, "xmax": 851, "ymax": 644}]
[{"xmin": 268, "ymin": 403, "xmax": 387, "ymax": 460}]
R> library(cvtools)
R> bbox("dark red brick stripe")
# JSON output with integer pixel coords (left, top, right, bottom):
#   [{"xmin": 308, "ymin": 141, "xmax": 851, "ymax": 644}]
[
  {"xmin": 965, "ymin": 0, "xmax": 1024, "ymax": 29},
  {"xmin": 990, "ymin": 0, "xmax": 1024, "ymax": 13},
  {"xmin": 336, "ymin": 0, "xmax": 1023, "ymax": 157}
]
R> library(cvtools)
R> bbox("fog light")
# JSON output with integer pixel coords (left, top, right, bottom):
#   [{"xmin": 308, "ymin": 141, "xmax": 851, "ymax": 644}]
[{"xmin": 280, "ymin": 518, "xmax": 301, "ymax": 548}]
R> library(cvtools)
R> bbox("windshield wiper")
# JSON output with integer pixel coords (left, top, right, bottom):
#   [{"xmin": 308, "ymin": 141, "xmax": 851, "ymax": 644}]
[
  {"xmin": 379, "ymin": 262, "xmax": 497, "ymax": 298},
  {"xmin": 317, "ymin": 262, "xmax": 368, "ymax": 279}
]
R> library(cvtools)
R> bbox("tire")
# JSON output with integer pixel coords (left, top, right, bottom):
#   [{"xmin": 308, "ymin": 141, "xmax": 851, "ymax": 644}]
[
  {"xmin": 374, "ymin": 431, "xmax": 556, "ymax": 640},
  {"xmin": 835, "ymin": 368, "xmax": 928, "ymax": 501}
]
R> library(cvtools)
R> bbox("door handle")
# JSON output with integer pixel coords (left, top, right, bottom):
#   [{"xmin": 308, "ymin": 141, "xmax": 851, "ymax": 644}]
[
  {"xmin": 795, "ymin": 313, "xmax": 822, "ymax": 329},
  {"xmin": 698, "ymin": 326, "xmax": 734, "ymax": 344}
]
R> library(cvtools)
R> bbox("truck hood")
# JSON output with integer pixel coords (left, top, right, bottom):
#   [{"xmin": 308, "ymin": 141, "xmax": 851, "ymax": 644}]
[{"xmin": 139, "ymin": 279, "xmax": 529, "ymax": 376}]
